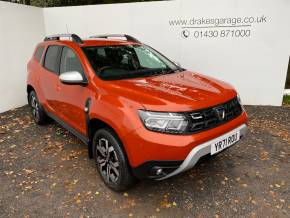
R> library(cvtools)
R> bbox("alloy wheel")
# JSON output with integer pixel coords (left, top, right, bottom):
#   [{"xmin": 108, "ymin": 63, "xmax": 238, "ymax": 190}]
[
  {"xmin": 96, "ymin": 138, "xmax": 120, "ymax": 183},
  {"xmin": 30, "ymin": 95, "xmax": 40, "ymax": 121}
]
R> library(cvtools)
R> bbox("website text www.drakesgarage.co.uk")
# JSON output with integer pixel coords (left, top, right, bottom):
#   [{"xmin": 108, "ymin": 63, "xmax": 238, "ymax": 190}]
[{"xmin": 169, "ymin": 15, "xmax": 267, "ymax": 39}]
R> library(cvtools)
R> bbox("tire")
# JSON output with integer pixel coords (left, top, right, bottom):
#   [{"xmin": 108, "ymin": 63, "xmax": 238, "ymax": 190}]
[
  {"xmin": 29, "ymin": 91, "xmax": 48, "ymax": 125},
  {"xmin": 93, "ymin": 128, "xmax": 136, "ymax": 191}
]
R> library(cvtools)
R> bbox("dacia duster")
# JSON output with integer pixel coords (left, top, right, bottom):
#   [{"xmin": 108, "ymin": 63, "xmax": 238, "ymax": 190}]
[{"xmin": 27, "ymin": 34, "xmax": 247, "ymax": 191}]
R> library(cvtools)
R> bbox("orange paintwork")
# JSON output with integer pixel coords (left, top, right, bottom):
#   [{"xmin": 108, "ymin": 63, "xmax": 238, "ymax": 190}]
[{"xmin": 27, "ymin": 39, "xmax": 248, "ymax": 168}]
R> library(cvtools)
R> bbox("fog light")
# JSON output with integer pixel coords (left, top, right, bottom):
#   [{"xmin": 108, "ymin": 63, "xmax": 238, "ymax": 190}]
[{"xmin": 156, "ymin": 168, "xmax": 163, "ymax": 176}]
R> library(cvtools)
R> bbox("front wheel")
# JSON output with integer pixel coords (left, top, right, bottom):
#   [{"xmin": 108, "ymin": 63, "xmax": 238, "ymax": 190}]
[{"xmin": 93, "ymin": 128, "xmax": 136, "ymax": 191}]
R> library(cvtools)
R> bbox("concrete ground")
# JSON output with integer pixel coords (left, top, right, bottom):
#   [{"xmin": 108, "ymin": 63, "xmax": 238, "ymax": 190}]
[{"xmin": 0, "ymin": 105, "xmax": 289, "ymax": 218}]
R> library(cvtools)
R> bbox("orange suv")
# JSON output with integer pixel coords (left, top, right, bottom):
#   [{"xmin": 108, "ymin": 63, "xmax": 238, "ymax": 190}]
[{"xmin": 27, "ymin": 34, "xmax": 247, "ymax": 191}]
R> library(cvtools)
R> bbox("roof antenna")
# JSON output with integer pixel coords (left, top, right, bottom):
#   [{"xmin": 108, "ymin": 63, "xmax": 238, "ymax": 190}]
[{"xmin": 66, "ymin": 24, "xmax": 71, "ymax": 40}]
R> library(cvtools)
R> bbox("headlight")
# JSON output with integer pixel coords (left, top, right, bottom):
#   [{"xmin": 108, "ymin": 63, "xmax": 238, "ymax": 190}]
[{"xmin": 138, "ymin": 110, "xmax": 188, "ymax": 134}]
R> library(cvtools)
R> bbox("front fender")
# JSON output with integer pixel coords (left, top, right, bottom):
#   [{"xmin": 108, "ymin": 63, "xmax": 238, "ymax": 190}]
[{"xmin": 89, "ymin": 93, "xmax": 145, "ymax": 164}]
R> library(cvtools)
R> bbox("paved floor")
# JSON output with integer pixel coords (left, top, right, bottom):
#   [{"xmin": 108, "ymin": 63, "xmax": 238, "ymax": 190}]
[{"xmin": 0, "ymin": 105, "xmax": 289, "ymax": 218}]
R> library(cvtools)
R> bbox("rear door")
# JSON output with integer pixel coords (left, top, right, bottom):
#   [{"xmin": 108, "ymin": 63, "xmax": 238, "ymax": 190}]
[{"xmin": 39, "ymin": 45, "xmax": 62, "ymax": 114}]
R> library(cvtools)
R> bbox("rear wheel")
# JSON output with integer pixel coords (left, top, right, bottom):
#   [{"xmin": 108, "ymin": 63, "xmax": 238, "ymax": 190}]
[
  {"xmin": 29, "ymin": 91, "xmax": 48, "ymax": 125},
  {"xmin": 93, "ymin": 128, "xmax": 136, "ymax": 191}
]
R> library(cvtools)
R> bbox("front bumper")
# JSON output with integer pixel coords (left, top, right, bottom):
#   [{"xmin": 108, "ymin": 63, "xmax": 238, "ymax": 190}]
[
  {"xmin": 156, "ymin": 123, "xmax": 247, "ymax": 180},
  {"xmin": 126, "ymin": 111, "xmax": 247, "ymax": 172},
  {"xmin": 131, "ymin": 123, "xmax": 247, "ymax": 180}
]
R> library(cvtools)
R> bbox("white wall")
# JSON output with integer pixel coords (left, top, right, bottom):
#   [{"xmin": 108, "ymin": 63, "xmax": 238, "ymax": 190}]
[
  {"xmin": 0, "ymin": 1, "xmax": 45, "ymax": 113},
  {"xmin": 43, "ymin": 0, "xmax": 290, "ymax": 106}
]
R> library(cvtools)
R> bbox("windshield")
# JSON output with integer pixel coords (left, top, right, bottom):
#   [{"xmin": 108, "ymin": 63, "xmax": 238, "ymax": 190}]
[{"xmin": 82, "ymin": 45, "xmax": 181, "ymax": 80}]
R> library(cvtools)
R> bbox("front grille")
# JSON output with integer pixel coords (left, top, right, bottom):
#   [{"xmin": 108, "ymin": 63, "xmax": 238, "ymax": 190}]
[{"xmin": 186, "ymin": 97, "xmax": 242, "ymax": 133}]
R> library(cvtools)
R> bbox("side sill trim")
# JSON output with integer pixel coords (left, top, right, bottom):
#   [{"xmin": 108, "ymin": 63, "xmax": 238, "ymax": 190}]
[{"xmin": 46, "ymin": 111, "xmax": 89, "ymax": 145}]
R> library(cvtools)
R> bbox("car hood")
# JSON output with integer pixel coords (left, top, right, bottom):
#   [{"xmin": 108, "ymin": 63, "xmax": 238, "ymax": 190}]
[{"xmin": 106, "ymin": 70, "xmax": 237, "ymax": 111}]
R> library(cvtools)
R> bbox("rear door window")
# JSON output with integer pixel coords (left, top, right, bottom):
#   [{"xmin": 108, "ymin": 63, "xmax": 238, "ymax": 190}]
[
  {"xmin": 44, "ymin": 46, "xmax": 62, "ymax": 74},
  {"xmin": 35, "ymin": 46, "xmax": 44, "ymax": 63}
]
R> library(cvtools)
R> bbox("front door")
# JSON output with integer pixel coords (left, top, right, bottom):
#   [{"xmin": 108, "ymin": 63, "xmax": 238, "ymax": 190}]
[{"xmin": 56, "ymin": 46, "xmax": 89, "ymax": 136}]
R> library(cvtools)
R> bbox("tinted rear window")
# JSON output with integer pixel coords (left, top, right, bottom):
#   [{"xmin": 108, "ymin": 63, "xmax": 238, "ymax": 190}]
[
  {"xmin": 44, "ymin": 46, "xmax": 61, "ymax": 74},
  {"xmin": 35, "ymin": 46, "xmax": 44, "ymax": 63}
]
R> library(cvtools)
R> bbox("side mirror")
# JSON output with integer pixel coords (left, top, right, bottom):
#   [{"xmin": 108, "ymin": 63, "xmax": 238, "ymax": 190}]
[{"xmin": 59, "ymin": 71, "xmax": 87, "ymax": 85}]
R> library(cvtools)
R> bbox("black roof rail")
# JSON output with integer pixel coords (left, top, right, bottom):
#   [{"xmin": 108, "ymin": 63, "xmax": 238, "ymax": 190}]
[
  {"xmin": 89, "ymin": 34, "xmax": 141, "ymax": 43},
  {"xmin": 44, "ymin": 34, "xmax": 83, "ymax": 44}
]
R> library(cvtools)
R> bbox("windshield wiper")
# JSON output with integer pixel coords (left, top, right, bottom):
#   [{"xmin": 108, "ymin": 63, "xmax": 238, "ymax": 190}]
[
  {"xmin": 158, "ymin": 68, "xmax": 181, "ymax": 75},
  {"xmin": 142, "ymin": 68, "xmax": 175, "ymax": 77}
]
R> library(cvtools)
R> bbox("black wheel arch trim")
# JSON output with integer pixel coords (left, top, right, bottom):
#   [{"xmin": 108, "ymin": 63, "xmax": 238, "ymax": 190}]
[
  {"xmin": 27, "ymin": 84, "xmax": 35, "ymax": 102},
  {"xmin": 84, "ymin": 98, "xmax": 94, "ymax": 159}
]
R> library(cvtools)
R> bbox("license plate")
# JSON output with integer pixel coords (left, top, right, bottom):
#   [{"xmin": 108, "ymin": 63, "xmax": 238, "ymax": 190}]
[{"xmin": 211, "ymin": 130, "xmax": 240, "ymax": 155}]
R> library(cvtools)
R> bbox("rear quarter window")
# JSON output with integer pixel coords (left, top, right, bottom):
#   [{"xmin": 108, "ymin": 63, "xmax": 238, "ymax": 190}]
[
  {"xmin": 34, "ymin": 46, "xmax": 44, "ymax": 63},
  {"xmin": 44, "ymin": 46, "xmax": 62, "ymax": 74}
]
